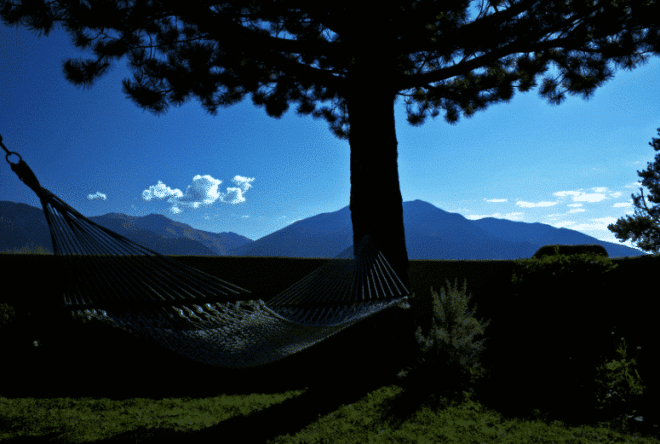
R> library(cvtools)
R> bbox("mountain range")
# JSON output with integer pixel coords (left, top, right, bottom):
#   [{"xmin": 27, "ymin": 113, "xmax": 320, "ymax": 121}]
[{"xmin": 0, "ymin": 199, "xmax": 650, "ymax": 260}]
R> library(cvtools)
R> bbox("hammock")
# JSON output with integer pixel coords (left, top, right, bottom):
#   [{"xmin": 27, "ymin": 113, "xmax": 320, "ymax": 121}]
[{"xmin": 0, "ymin": 135, "xmax": 411, "ymax": 369}]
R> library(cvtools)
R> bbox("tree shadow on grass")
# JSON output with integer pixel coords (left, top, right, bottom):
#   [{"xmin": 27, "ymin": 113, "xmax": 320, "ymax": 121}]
[
  {"xmin": 2, "ymin": 358, "xmax": 409, "ymax": 444},
  {"xmin": 97, "ymin": 371, "xmax": 401, "ymax": 444}
]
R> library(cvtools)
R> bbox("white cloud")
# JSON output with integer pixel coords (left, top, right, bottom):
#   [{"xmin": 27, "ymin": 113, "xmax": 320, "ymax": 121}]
[
  {"xmin": 142, "ymin": 174, "xmax": 255, "ymax": 214},
  {"xmin": 87, "ymin": 192, "xmax": 107, "ymax": 201},
  {"xmin": 473, "ymin": 185, "xmax": 656, "ymax": 250},
  {"xmin": 142, "ymin": 181, "xmax": 183, "ymax": 201},
  {"xmin": 466, "ymin": 211, "xmax": 524, "ymax": 221},
  {"xmin": 569, "ymin": 192, "xmax": 609, "ymax": 203},
  {"xmin": 516, "ymin": 201, "xmax": 558, "ymax": 208}
]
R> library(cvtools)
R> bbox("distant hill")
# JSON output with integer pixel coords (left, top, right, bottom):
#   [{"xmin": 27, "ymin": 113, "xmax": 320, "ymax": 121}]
[
  {"xmin": 0, "ymin": 199, "xmax": 650, "ymax": 259},
  {"xmin": 0, "ymin": 201, "xmax": 252, "ymax": 256},
  {"xmin": 226, "ymin": 199, "xmax": 649, "ymax": 259}
]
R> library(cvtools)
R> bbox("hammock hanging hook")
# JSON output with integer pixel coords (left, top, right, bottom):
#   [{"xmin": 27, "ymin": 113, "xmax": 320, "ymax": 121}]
[
  {"xmin": 0, "ymin": 134, "xmax": 44, "ymax": 195},
  {"xmin": 0, "ymin": 133, "xmax": 21, "ymax": 164}
]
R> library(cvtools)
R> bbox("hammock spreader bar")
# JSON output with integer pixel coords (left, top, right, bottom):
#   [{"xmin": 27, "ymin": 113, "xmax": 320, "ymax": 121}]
[{"xmin": 1, "ymin": 135, "xmax": 412, "ymax": 368}]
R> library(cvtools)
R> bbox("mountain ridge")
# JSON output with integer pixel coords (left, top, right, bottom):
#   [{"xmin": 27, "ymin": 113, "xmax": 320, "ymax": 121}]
[{"xmin": 0, "ymin": 199, "xmax": 650, "ymax": 259}]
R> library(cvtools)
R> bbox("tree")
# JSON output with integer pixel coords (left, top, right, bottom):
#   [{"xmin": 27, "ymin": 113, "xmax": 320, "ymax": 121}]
[
  {"xmin": 1, "ymin": 0, "xmax": 659, "ymax": 299},
  {"xmin": 608, "ymin": 128, "xmax": 660, "ymax": 256}
]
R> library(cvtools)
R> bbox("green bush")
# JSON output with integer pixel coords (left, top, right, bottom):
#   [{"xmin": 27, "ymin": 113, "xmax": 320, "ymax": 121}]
[
  {"xmin": 0, "ymin": 301, "xmax": 57, "ymax": 351},
  {"xmin": 505, "ymin": 249, "xmax": 622, "ymax": 406},
  {"xmin": 510, "ymin": 248, "xmax": 619, "ymax": 292},
  {"xmin": 0, "ymin": 302, "xmax": 35, "ymax": 358},
  {"xmin": 532, "ymin": 243, "xmax": 609, "ymax": 259},
  {"xmin": 395, "ymin": 279, "xmax": 492, "ymax": 405},
  {"xmin": 0, "ymin": 302, "xmax": 17, "ymax": 329},
  {"xmin": 591, "ymin": 331, "xmax": 647, "ymax": 435}
]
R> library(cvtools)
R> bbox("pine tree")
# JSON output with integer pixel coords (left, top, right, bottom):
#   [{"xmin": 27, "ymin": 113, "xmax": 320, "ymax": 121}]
[{"xmin": 608, "ymin": 128, "xmax": 660, "ymax": 256}]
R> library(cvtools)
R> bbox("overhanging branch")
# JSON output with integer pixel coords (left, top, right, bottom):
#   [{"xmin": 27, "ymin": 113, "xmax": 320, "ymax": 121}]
[{"xmin": 158, "ymin": 0, "xmax": 348, "ymax": 96}]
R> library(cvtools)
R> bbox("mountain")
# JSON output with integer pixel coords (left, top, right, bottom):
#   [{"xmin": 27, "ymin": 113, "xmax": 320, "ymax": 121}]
[
  {"xmin": 0, "ymin": 199, "xmax": 650, "ymax": 259},
  {"xmin": 227, "ymin": 199, "xmax": 649, "ymax": 259},
  {"xmin": 0, "ymin": 201, "xmax": 252, "ymax": 256},
  {"xmin": 0, "ymin": 201, "xmax": 53, "ymax": 254}
]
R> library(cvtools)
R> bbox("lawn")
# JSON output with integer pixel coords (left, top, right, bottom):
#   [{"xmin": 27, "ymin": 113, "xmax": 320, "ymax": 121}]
[{"xmin": 1, "ymin": 385, "xmax": 659, "ymax": 443}]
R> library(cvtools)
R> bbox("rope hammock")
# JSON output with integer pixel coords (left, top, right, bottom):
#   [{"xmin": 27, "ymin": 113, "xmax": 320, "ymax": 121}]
[{"xmin": 1, "ymin": 135, "xmax": 411, "ymax": 369}]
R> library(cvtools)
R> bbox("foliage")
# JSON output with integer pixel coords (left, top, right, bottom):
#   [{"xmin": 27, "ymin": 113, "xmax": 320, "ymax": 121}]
[
  {"xmin": 395, "ymin": 279, "xmax": 491, "ymax": 406},
  {"xmin": 592, "ymin": 331, "xmax": 648, "ymax": 436},
  {"xmin": 608, "ymin": 127, "xmax": 660, "ymax": 256},
  {"xmin": 532, "ymin": 243, "xmax": 609, "ymax": 259},
  {"xmin": 510, "ymin": 248, "xmax": 619, "ymax": 292},
  {"xmin": 0, "ymin": 302, "xmax": 16, "ymax": 329},
  {"xmin": 503, "ymin": 250, "xmax": 656, "ymax": 437},
  {"xmin": 0, "ymin": 1, "xmax": 657, "ymax": 140},
  {"xmin": 505, "ymin": 250, "xmax": 621, "ymax": 409}
]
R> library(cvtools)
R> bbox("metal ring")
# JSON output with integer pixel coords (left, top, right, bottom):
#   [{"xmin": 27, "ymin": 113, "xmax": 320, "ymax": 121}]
[{"xmin": 5, "ymin": 151, "xmax": 22, "ymax": 165}]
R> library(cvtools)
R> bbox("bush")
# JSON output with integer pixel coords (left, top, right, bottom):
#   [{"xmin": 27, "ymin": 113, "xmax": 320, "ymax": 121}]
[
  {"xmin": 0, "ymin": 302, "xmax": 17, "ymax": 330},
  {"xmin": 591, "ymin": 331, "xmax": 647, "ymax": 435},
  {"xmin": 0, "ymin": 304, "xmax": 16, "ymax": 328},
  {"xmin": 0, "ymin": 302, "xmax": 32, "ymax": 357},
  {"xmin": 504, "ymin": 249, "xmax": 621, "ymax": 412},
  {"xmin": 395, "ymin": 279, "xmax": 492, "ymax": 405}
]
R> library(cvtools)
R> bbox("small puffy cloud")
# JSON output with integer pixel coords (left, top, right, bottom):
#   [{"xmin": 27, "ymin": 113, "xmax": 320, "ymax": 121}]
[
  {"xmin": 142, "ymin": 174, "xmax": 255, "ymax": 214},
  {"xmin": 142, "ymin": 181, "xmax": 183, "ymax": 201},
  {"xmin": 87, "ymin": 192, "xmax": 107, "ymax": 201}
]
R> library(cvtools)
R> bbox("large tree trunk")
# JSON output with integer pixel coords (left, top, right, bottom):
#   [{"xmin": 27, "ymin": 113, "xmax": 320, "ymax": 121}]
[
  {"xmin": 340, "ymin": 7, "xmax": 419, "ymax": 377},
  {"xmin": 344, "ymin": 84, "xmax": 417, "ymax": 376},
  {"xmin": 344, "ymin": 7, "xmax": 411, "ymax": 294},
  {"xmin": 346, "ymin": 90, "xmax": 411, "ymax": 294}
]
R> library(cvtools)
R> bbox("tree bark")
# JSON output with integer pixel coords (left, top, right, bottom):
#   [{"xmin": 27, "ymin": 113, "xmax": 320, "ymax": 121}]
[
  {"xmin": 344, "ymin": 82, "xmax": 417, "ymax": 375},
  {"xmin": 344, "ymin": 10, "xmax": 411, "ymax": 294},
  {"xmin": 339, "ymin": 8, "xmax": 418, "ymax": 375},
  {"xmin": 346, "ymin": 88, "xmax": 411, "ymax": 294}
]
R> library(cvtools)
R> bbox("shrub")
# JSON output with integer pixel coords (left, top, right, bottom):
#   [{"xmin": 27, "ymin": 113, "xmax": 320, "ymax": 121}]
[
  {"xmin": 510, "ymin": 248, "xmax": 619, "ymax": 294},
  {"xmin": 532, "ymin": 244, "xmax": 609, "ymax": 259},
  {"xmin": 395, "ymin": 278, "xmax": 492, "ymax": 405},
  {"xmin": 0, "ymin": 302, "xmax": 33, "ymax": 357},
  {"xmin": 591, "ymin": 331, "xmax": 647, "ymax": 435},
  {"xmin": 505, "ymin": 249, "xmax": 621, "ymax": 408},
  {"xmin": 0, "ymin": 302, "xmax": 17, "ymax": 330}
]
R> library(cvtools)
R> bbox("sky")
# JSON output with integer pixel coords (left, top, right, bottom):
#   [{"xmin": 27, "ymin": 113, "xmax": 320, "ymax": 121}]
[{"xmin": 1, "ymin": 4, "xmax": 660, "ymax": 255}]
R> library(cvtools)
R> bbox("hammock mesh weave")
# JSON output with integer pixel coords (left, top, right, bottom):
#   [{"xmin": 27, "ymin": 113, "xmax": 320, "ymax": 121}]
[{"xmin": 2, "ymin": 139, "xmax": 411, "ymax": 369}]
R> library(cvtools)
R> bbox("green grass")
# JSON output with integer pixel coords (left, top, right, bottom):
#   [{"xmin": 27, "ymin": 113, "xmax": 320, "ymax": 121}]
[{"xmin": 1, "ymin": 379, "xmax": 659, "ymax": 443}]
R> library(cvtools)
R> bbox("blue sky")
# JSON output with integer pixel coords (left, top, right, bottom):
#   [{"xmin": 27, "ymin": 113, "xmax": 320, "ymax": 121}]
[{"xmin": 1, "ymin": 6, "xmax": 659, "ymax": 255}]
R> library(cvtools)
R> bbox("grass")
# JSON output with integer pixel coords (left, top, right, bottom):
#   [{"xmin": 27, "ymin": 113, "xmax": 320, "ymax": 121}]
[
  {"xmin": 1, "ymin": 246, "xmax": 659, "ymax": 443},
  {"xmin": 1, "ymin": 377, "xmax": 659, "ymax": 443}
]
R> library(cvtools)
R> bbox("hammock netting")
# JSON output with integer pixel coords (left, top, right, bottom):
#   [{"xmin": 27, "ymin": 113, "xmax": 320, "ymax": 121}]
[{"xmin": 1, "ymin": 136, "xmax": 411, "ymax": 369}]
